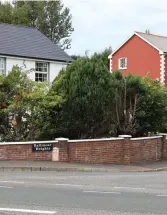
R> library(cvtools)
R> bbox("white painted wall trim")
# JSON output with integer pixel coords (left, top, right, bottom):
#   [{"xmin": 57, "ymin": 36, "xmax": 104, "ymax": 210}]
[
  {"xmin": 69, "ymin": 138, "xmax": 124, "ymax": 142},
  {"xmin": 160, "ymin": 54, "xmax": 165, "ymax": 85},
  {"xmin": 131, "ymin": 136, "xmax": 162, "ymax": 141},
  {"xmin": 0, "ymin": 138, "xmax": 124, "ymax": 145},
  {"xmin": 0, "ymin": 136, "xmax": 163, "ymax": 145},
  {"xmin": 0, "ymin": 140, "xmax": 58, "ymax": 146},
  {"xmin": 110, "ymin": 58, "xmax": 112, "ymax": 72}
]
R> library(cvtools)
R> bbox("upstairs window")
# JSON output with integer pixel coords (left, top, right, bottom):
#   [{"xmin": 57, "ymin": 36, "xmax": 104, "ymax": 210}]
[
  {"xmin": 119, "ymin": 57, "xmax": 127, "ymax": 69},
  {"xmin": 35, "ymin": 62, "xmax": 49, "ymax": 82},
  {"xmin": 0, "ymin": 58, "xmax": 5, "ymax": 75}
]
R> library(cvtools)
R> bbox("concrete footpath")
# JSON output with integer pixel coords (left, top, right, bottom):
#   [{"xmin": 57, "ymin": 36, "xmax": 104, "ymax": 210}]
[{"xmin": 1, "ymin": 160, "xmax": 167, "ymax": 172}]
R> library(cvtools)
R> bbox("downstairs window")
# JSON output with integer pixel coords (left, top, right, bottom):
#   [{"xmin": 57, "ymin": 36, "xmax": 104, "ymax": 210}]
[{"xmin": 35, "ymin": 62, "xmax": 49, "ymax": 82}]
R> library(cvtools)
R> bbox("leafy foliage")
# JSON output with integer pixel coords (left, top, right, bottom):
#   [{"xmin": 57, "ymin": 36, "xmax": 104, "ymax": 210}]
[
  {"xmin": 1, "ymin": 50, "xmax": 167, "ymax": 141},
  {"xmin": 71, "ymin": 55, "xmax": 81, "ymax": 60},
  {"xmin": 42, "ymin": 54, "xmax": 113, "ymax": 139},
  {"xmin": 41, "ymin": 52, "xmax": 167, "ymax": 139},
  {"xmin": 92, "ymin": 47, "xmax": 112, "ymax": 70},
  {"xmin": 137, "ymin": 77, "xmax": 167, "ymax": 135},
  {"xmin": 108, "ymin": 71, "xmax": 146, "ymax": 136},
  {"xmin": 0, "ymin": 67, "xmax": 61, "ymax": 141}
]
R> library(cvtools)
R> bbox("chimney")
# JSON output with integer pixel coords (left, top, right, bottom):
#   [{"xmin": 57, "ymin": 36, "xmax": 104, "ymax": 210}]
[{"xmin": 145, "ymin": 29, "xmax": 150, "ymax": 34}]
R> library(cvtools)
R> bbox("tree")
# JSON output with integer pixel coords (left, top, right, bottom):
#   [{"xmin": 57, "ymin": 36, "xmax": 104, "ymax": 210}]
[
  {"xmin": 109, "ymin": 71, "xmax": 146, "ymax": 136},
  {"xmin": 41, "ymin": 53, "xmax": 113, "ymax": 139},
  {"xmin": 0, "ymin": 2, "xmax": 13, "ymax": 24},
  {"xmin": 0, "ymin": 0, "xmax": 74, "ymax": 50},
  {"xmin": 0, "ymin": 66, "xmax": 61, "ymax": 142},
  {"xmin": 92, "ymin": 47, "xmax": 112, "ymax": 70},
  {"xmin": 136, "ymin": 77, "xmax": 167, "ymax": 136},
  {"xmin": 44, "ymin": 65, "xmax": 167, "ymax": 139},
  {"xmin": 71, "ymin": 55, "xmax": 81, "ymax": 60}
]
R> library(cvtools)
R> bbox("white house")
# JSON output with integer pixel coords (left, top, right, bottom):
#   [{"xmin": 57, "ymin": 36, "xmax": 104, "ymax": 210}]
[{"xmin": 0, "ymin": 23, "xmax": 73, "ymax": 82}]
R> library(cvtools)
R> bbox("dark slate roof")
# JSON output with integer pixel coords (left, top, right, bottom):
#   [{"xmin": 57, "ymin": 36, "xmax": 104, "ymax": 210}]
[{"xmin": 0, "ymin": 23, "xmax": 73, "ymax": 62}]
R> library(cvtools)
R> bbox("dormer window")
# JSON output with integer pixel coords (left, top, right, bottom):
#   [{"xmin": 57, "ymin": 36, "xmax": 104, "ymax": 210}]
[{"xmin": 119, "ymin": 57, "xmax": 127, "ymax": 69}]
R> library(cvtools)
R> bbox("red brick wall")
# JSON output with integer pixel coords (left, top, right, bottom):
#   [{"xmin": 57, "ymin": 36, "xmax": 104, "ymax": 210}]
[
  {"xmin": 130, "ymin": 138, "xmax": 163, "ymax": 164},
  {"xmin": 68, "ymin": 140, "xmax": 124, "ymax": 164},
  {"xmin": 0, "ymin": 136, "xmax": 166, "ymax": 164},
  {"xmin": 112, "ymin": 34, "xmax": 160, "ymax": 81},
  {"xmin": 0, "ymin": 144, "xmax": 52, "ymax": 161}
]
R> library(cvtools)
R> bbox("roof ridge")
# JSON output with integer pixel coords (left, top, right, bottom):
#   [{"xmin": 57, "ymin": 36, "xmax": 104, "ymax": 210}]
[
  {"xmin": 135, "ymin": 31, "xmax": 167, "ymax": 39},
  {"xmin": 0, "ymin": 23, "xmax": 35, "ymax": 30}
]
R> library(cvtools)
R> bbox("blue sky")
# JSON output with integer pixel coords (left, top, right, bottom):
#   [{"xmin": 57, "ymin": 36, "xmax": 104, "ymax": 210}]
[{"xmin": 64, "ymin": 0, "xmax": 167, "ymax": 56}]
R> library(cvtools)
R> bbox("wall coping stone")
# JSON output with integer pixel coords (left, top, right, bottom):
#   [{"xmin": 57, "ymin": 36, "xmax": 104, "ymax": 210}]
[
  {"xmin": 56, "ymin": 138, "xmax": 69, "ymax": 141},
  {"xmin": 131, "ymin": 136, "xmax": 163, "ymax": 141},
  {"xmin": 68, "ymin": 138, "xmax": 124, "ymax": 143},
  {"xmin": 0, "ymin": 140, "xmax": 58, "ymax": 146},
  {"xmin": 0, "ymin": 136, "xmax": 163, "ymax": 146},
  {"xmin": 119, "ymin": 135, "xmax": 132, "ymax": 138}
]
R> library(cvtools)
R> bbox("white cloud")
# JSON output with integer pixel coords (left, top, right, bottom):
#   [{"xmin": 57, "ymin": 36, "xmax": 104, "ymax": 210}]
[
  {"xmin": 2, "ymin": 0, "xmax": 167, "ymax": 55},
  {"xmin": 63, "ymin": 0, "xmax": 167, "ymax": 55}
]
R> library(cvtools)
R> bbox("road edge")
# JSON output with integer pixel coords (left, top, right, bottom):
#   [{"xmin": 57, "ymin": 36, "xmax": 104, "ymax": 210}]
[{"xmin": 0, "ymin": 166, "xmax": 167, "ymax": 173}]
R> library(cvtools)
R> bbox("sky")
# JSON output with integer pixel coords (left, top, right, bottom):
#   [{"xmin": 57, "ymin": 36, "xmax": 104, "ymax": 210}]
[
  {"xmin": 63, "ymin": 0, "xmax": 167, "ymax": 56},
  {"xmin": 2, "ymin": 0, "xmax": 167, "ymax": 56}
]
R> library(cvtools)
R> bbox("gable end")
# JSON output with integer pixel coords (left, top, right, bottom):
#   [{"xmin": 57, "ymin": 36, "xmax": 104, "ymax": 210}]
[{"xmin": 108, "ymin": 32, "xmax": 163, "ymax": 59}]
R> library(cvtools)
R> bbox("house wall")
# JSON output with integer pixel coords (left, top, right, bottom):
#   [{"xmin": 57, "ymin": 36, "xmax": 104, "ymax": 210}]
[
  {"xmin": 112, "ymin": 35, "xmax": 160, "ymax": 81},
  {"xmin": 4, "ymin": 56, "xmax": 67, "ymax": 83},
  {"xmin": 6, "ymin": 57, "xmax": 35, "ymax": 80},
  {"xmin": 49, "ymin": 61, "xmax": 67, "ymax": 83}
]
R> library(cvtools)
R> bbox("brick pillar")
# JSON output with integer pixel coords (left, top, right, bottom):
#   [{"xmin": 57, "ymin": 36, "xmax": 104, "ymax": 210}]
[
  {"xmin": 119, "ymin": 135, "xmax": 132, "ymax": 165},
  {"xmin": 161, "ymin": 135, "xmax": 166, "ymax": 160},
  {"xmin": 156, "ymin": 133, "xmax": 166, "ymax": 160},
  {"xmin": 56, "ymin": 138, "xmax": 69, "ymax": 162}
]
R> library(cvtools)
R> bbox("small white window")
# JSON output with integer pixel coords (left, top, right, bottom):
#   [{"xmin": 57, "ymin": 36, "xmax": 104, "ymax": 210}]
[
  {"xmin": 35, "ymin": 62, "xmax": 49, "ymax": 82},
  {"xmin": 119, "ymin": 57, "xmax": 127, "ymax": 69},
  {"xmin": 0, "ymin": 58, "xmax": 5, "ymax": 75}
]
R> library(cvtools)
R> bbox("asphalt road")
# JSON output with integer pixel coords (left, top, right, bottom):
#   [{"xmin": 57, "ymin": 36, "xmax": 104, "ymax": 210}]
[{"xmin": 0, "ymin": 171, "xmax": 167, "ymax": 214}]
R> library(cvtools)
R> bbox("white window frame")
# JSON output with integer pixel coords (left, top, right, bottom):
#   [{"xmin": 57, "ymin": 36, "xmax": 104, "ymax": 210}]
[
  {"xmin": 118, "ymin": 57, "xmax": 127, "ymax": 70},
  {"xmin": 35, "ymin": 62, "xmax": 49, "ymax": 82},
  {"xmin": 0, "ymin": 58, "xmax": 5, "ymax": 75}
]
